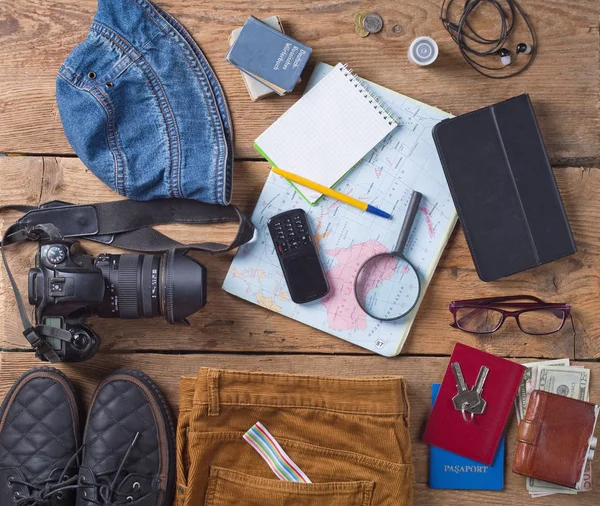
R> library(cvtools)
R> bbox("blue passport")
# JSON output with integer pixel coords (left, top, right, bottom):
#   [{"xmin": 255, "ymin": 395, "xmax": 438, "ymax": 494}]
[
  {"xmin": 225, "ymin": 16, "xmax": 311, "ymax": 95},
  {"xmin": 429, "ymin": 384, "xmax": 505, "ymax": 490}
]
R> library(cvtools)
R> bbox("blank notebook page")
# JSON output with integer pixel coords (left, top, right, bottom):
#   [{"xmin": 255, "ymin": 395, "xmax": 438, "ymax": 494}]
[{"xmin": 255, "ymin": 63, "xmax": 398, "ymax": 204}]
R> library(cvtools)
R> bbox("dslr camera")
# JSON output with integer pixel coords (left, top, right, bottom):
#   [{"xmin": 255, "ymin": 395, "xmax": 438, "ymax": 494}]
[{"xmin": 28, "ymin": 239, "xmax": 207, "ymax": 362}]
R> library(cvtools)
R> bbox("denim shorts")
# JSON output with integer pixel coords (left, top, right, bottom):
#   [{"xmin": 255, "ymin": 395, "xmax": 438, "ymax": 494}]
[{"xmin": 176, "ymin": 368, "xmax": 414, "ymax": 505}]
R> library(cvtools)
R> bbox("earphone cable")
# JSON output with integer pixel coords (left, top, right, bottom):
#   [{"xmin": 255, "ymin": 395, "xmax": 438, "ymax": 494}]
[{"xmin": 440, "ymin": 0, "xmax": 536, "ymax": 79}]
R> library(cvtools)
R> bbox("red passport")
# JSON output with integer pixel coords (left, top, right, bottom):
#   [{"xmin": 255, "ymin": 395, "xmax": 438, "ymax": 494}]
[{"xmin": 422, "ymin": 343, "xmax": 525, "ymax": 465}]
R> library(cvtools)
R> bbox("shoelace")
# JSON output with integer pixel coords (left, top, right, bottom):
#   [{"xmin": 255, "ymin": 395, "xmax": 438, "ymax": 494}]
[
  {"xmin": 79, "ymin": 432, "xmax": 155, "ymax": 505},
  {"xmin": 10, "ymin": 448, "xmax": 83, "ymax": 505}
]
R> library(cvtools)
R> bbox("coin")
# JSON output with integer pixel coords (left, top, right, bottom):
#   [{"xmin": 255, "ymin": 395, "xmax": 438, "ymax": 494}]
[
  {"xmin": 354, "ymin": 12, "xmax": 369, "ymax": 38},
  {"xmin": 363, "ymin": 13, "xmax": 383, "ymax": 34},
  {"xmin": 355, "ymin": 25, "xmax": 369, "ymax": 38}
]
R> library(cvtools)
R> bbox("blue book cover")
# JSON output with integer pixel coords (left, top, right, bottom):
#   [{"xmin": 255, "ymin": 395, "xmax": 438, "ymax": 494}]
[
  {"xmin": 226, "ymin": 16, "xmax": 311, "ymax": 94},
  {"xmin": 429, "ymin": 384, "xmax": 505, "ymax": 490}
]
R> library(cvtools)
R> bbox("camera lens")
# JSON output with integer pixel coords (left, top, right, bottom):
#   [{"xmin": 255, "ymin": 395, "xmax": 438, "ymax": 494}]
[
  {"xmin": 94, "ymin": 252, "xmax": 206, "ymax": 323},
  {"xmin": 163, "ymin": 250, "xmax": 208, "ymax": 324},
  {"xmin": 95, "ymin": 254, "xmax": 160, "ymax": 319}
]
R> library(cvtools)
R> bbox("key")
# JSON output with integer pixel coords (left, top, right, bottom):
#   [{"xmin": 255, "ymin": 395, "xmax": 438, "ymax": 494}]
[
  {"xmin": 467, "ymin": 366, "xmax": 489, "ymax": 415},
  {"xmin": 451, "ymin": 362, "xmax": 481, "ymax": 412}
]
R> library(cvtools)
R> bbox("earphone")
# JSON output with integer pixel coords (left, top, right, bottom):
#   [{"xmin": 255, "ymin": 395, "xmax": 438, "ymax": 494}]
[{"xmin": 440, "ymin": 0, "xmax": 537, "ymax": 79}]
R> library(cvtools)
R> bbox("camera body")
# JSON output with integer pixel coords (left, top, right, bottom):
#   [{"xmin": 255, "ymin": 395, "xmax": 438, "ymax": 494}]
[
  {"xmin": 28, "ymin": 241, "xmax": 104, "ymax": 361},
  {"xmin": 28, "ymin": 240, "xmax": 207, "ymax": 362}
]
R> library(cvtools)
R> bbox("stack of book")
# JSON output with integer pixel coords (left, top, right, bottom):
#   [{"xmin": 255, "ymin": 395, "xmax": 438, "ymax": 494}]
[{"xmin": 226, "ymin": 16, "xmax": 311, "ymax": 99}]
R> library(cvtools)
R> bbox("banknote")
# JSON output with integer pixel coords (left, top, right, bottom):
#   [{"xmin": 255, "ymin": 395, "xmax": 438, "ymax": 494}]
[
  {"xmin": 536, "ymin": 366, "xmax": 589, "ymax": 400},
  {"xmin": 528, "ymin": 476, "xmax": 578, "ymax": 497},
  {"xmin": 515, "ymin": 359, "xmax": 570, "ymax": 421},
  {"xmin": 527, "ymin": 463, "xmax": 592, "ymax": 497},
  {"xmin": 526, "ymin": 364, "xmax": 591, "ymax": 496}
]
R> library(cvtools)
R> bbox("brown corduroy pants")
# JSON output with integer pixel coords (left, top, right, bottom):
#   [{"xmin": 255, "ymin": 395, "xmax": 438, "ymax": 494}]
[{"xmin": 176, "ymin": 368, "xmax": 413, "ymax": 505}]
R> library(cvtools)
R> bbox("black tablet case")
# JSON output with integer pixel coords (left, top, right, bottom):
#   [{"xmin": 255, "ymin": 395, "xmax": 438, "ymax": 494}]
[{"xmin": 433, "ymin": 94, "xmax": 576, "ymax": 281}]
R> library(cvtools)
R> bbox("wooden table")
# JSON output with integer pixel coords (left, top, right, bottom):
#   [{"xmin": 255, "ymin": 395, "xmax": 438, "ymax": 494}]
[{"xmin": 0, "ymin": 1, "xmax": 598, "ymax": 504}]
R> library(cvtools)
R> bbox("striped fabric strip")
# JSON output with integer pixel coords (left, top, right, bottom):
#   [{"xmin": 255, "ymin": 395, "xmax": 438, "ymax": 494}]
[{"xmin": 243, "ymin": 421, "xmax": 311, "ymax": 483}]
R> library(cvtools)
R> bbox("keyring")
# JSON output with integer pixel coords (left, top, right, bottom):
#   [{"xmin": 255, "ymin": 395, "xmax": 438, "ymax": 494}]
[{"xmin": 461, "ymin": 403, "xmax": 474, "ymax": 423}]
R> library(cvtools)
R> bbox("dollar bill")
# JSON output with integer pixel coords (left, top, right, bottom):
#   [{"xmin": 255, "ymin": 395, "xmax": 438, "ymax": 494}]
[
  {"xmin": 527, "ymin": 463, "xmax": 592, "ymax": 496},
  {"xmin": 526, "ymin": 364, "xmax": 591, "ymax": 496},
  {"xmin": 536, "ymin": 366, "xmax": 589, "ymax": 400},
  {"xmin": 580, "ymin": 461, "xmax": 593, "ymax": 492},
  {"xmin": 528, "ymin": 476, "xmax": 579, "ymax": 496},
  {"xmin": 515, "ymin": 359, "xmax": 570, "ymax": 421}
]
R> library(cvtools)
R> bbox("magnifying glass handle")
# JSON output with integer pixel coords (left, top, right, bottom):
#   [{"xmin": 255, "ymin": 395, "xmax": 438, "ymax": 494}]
[{"xmin": 394, "ymin": 191, "xmax": 423, "ymax": 253}]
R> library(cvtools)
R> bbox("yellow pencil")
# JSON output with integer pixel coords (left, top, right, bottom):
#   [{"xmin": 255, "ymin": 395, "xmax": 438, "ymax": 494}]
[{"xmin": 271, "ymin": 166, "xmax": 392, "ymax": 219}]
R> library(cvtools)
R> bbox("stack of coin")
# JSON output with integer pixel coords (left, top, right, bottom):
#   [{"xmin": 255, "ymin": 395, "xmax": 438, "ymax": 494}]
[
  {"xmin": 354, "ymin": 12, "xmax": 383, "ymax": 37},
  {"xmin": 354, "ymin": 12, "xmax": 369, "ymax": 37}
]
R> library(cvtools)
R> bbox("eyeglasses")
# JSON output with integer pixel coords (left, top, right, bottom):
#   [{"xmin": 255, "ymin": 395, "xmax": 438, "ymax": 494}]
[{"xmin": 449, "ymin": 295, "xmax": 571, "ymax": 335}]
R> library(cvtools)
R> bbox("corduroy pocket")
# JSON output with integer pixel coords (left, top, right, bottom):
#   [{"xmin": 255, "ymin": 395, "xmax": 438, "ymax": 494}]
[
  {"xmin": 185, "ymin": 431, "xmax": 413, "ymax": 506},
  {"xmin": 204, "ymin": 466, "xmax": 374, "ymax": 506}
]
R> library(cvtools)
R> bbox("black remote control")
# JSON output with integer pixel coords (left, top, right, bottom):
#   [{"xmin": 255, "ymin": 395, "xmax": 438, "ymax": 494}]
[{"xmin": 267, "ymin": 209, "xmax": 329, "ymax": 304}]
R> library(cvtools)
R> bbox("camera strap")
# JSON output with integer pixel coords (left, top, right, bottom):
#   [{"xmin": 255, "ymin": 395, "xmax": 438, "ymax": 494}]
[
  {"xmin": 1, "ymin": 199, "xmax": 255, "ymax": 252},
  {"xmin": 0, "ymin": 199, "xmax": 256, "ymax": 361}
]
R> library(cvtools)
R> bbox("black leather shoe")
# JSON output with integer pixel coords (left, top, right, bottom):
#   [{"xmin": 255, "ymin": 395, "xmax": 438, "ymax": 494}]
[
  {"xmin": 0, "ymin": 367, "xmax": 80, "ymax": 506},
  {"xmin": 76, "ymin": 370, "xmax": 175, "ymax": 506}
]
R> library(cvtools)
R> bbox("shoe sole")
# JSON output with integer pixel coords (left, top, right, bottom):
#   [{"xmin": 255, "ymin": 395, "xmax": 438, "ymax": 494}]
[
  {"xmin": 85, "ymin": 368, "xmax": 176, "ymax": 506},
  {"xmin": 0, "ymin": 366, "xmax": 80, "ymax": 443}
]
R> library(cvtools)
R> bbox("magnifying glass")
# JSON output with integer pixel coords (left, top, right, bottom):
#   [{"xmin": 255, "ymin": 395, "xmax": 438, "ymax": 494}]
[{"xmin": 354, "ymin": 191, "xmax": 423, "ymax": 321}]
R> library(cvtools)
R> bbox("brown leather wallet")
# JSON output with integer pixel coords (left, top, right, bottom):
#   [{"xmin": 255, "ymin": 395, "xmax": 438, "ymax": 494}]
[{"xmin": 512, "ymin": 390, "xmax": 599, "ymax": 489}]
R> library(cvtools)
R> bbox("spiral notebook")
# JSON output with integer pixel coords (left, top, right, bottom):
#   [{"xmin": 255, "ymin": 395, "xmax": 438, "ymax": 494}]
[{"xmin": 254, "ymin": 63, "xmax": 398, "ymax": 204}]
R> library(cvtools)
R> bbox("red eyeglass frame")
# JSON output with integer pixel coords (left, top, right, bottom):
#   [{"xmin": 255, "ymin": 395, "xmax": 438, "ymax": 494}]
[{"xmin": 449, "ymin": 295, "xmax": 571, "ymax": 335}]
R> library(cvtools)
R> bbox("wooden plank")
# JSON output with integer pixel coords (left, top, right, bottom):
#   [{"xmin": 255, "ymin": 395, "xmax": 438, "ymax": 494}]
[
  {"xmin": 0, "ymin": 352, "xmax": 599, "ymax": 504},
  {"xmin": 0, "ymin": 0, "xmax": 598, "ymax": 163},
  {"xmin": 2, "ymin": 157, "xmax": 599, "ymax": 357},
  {"xmin": 0, "ymin": 156, "xmax": 45, "ymax": 352}
]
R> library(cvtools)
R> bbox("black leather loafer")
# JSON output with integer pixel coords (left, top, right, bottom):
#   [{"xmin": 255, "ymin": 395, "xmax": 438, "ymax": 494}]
[
  {"xmin": 0, "ymin": 367, "xmax": 80, "ymax": 505},
  {"xmin": 76, "ymin": 370, "xmax": 175, "ymax": 506}
]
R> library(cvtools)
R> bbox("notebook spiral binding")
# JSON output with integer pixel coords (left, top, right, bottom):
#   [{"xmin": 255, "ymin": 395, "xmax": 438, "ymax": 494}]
[{"xmin": 339, "ymin": 63, "xmax": 398, "ymax": 126}]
